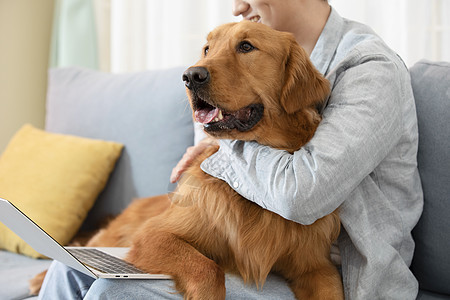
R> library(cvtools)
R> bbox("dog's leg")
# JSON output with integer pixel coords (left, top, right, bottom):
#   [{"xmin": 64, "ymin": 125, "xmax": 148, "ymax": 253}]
[
  {"xmin": 126, "ymin": 206, "xmax": 227, "ymax": 300},
  {"xmin": 29, "ymin": 270, "xmax": 47, "ymax": 296},
  {"xmin": 288, "ymin": 263, "xmax": 344, "ymax": 300},
  {"xmin": 128, "ymin": 231, "xmax": 226, "ymax": 300}
]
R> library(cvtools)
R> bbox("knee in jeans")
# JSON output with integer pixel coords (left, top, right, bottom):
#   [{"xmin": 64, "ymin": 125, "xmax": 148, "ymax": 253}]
[{"xmin": 86, "ymin": 279, "xmax": 116, "ymax": 297}]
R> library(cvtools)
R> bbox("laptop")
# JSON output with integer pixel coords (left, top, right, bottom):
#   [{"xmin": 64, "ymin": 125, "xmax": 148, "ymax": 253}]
[{"xmin": 0, "ymin": 197, "xmax": 171, "ymax": 280}]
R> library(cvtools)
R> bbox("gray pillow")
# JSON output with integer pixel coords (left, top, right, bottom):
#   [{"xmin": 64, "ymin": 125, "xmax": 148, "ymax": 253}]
[
  {"xmin": 46, "ymin": 67, "xmax": 194, "ymax": 229},
  {"xmin": 410, "ymin": 60, "xmax": 450, "ymax": 295}
]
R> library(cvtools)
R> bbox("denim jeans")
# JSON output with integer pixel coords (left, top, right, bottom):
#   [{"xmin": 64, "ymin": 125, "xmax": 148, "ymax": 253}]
[{"xmin": 38, "ymin": 260, "xmax": 295, "ymax": 299}]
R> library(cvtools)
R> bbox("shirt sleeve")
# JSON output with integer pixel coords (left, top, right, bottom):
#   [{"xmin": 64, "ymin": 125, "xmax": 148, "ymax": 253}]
[{"xmin": 201, "ymin": 54, "xmax": 406, "ymax": 225}]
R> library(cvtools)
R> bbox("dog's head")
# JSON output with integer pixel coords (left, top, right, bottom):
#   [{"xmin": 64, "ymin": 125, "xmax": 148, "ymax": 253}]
[{"xmin": 183, "ymin": 21, "xmax": 329, "ymax": 151}]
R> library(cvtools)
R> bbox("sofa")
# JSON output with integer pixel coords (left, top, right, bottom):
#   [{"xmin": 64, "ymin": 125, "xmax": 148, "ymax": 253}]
[{"xmin": 0, "ymin": 60, "xmax": 449, "ymax": 299}]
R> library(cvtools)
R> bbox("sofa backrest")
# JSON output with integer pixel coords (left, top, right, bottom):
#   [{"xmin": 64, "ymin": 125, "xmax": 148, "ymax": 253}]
[
  {"xmin": 410, "ymin": 60, "xmax": 450, "ymax": 295},
  {"xmin": 46, "ymin": 67, "xmax": 194, "ymax": 230}
]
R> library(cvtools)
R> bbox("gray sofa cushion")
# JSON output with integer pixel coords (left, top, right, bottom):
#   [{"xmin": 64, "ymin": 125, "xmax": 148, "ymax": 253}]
[
  {"xmin": 410, "ymin": 60, "xmax": 450, "ymax": 296},
  {"xmin": 0, "ymin": 250, "xmax": 52, "ymax": 299},
  {"xmin": 46, "ymin": 67, "xmax": 194, "ymax": 229}
]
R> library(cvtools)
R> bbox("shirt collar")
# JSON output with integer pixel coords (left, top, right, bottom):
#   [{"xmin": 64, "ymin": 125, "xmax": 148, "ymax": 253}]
[{"xmin": 310, "ymin": 7, "xmax": 344, "ymax": 76}]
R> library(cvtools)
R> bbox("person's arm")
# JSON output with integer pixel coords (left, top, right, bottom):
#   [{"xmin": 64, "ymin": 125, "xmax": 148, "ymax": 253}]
[{"xmin": 201, "ymin": 55, "xmax": 406, "ymax": 225}]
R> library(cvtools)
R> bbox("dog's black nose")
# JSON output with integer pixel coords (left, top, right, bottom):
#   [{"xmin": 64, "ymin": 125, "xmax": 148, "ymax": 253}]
[{"xmin": 182, "ymin": 67, "xmax": 210, "ymax": 90}]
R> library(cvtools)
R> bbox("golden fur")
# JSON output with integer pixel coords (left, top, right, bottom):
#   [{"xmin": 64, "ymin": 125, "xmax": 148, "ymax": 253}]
[{"xmin": 32, "ymin": 21, "xmax": 343, "ymax": 299}]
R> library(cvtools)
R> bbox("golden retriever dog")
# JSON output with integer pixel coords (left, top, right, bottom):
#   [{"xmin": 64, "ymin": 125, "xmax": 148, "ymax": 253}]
[{"xmin": 32, "ymin": 21, "xmax": 343, "ymax": 299}]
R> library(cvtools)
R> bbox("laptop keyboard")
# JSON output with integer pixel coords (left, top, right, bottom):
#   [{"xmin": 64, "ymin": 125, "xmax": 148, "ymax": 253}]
[{"xmin": 68, "ymin": 248, "xmax": 146, "ymax": 274}]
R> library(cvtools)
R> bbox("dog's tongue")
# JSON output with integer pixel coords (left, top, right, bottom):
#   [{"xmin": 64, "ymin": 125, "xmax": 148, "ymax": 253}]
[{"xmin": 195, "ymin": 107, "xmax": 219, "ymax": 124}]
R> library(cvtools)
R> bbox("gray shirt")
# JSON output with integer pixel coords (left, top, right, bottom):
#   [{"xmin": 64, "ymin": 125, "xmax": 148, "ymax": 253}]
[{"xmin": 201, "ymin": 8, "xmax": 424, "ymax": 300}]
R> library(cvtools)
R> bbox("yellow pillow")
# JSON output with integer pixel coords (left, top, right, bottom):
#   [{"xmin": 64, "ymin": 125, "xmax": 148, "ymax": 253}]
[{"xmin": 0, "ymin": 124, "xmax": 123, "ymax": 258}]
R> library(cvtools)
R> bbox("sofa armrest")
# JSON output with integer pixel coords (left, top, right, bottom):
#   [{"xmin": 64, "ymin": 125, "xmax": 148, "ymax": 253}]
[{"xmin": 410, "ymin": 60, "xmax": 450, "ymax": 297}]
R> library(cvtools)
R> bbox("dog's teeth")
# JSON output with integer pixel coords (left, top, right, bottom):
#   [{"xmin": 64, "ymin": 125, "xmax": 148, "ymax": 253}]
[{"xmin": 211, "ymin": 110, "xmax": 224, "ymax": 123}]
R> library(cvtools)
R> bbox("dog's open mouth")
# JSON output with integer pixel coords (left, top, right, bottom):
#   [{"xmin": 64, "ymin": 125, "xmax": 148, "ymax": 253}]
[{"xmin": 193, "ymin": 97, "xmax": 264, "ymax": 132}]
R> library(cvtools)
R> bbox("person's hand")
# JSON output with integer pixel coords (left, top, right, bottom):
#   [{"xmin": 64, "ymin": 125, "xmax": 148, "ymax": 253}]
[{"xmin": 170, "ymin": 137, "xmax": 217, "ymax": 183}]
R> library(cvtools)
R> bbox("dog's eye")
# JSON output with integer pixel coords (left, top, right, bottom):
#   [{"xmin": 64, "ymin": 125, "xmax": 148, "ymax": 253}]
[
  {"xmin": 237, "ymin": 41, "xmax": 255, "ymax": 53},
  {"xmin": 204, "ymin": 46, "xmax": 209, "ymax": 56}
]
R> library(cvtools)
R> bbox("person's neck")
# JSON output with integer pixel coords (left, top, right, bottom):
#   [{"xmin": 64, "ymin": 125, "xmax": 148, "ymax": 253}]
[{"xmin": 291, "ymin": 3, "xmax": 331, "ymax": 56}]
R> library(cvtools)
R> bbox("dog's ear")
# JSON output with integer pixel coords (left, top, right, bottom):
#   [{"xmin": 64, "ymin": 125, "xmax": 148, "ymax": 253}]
[{"xmin": 280, "ymin": 40, "xmax": 330, "ymax": 114}]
